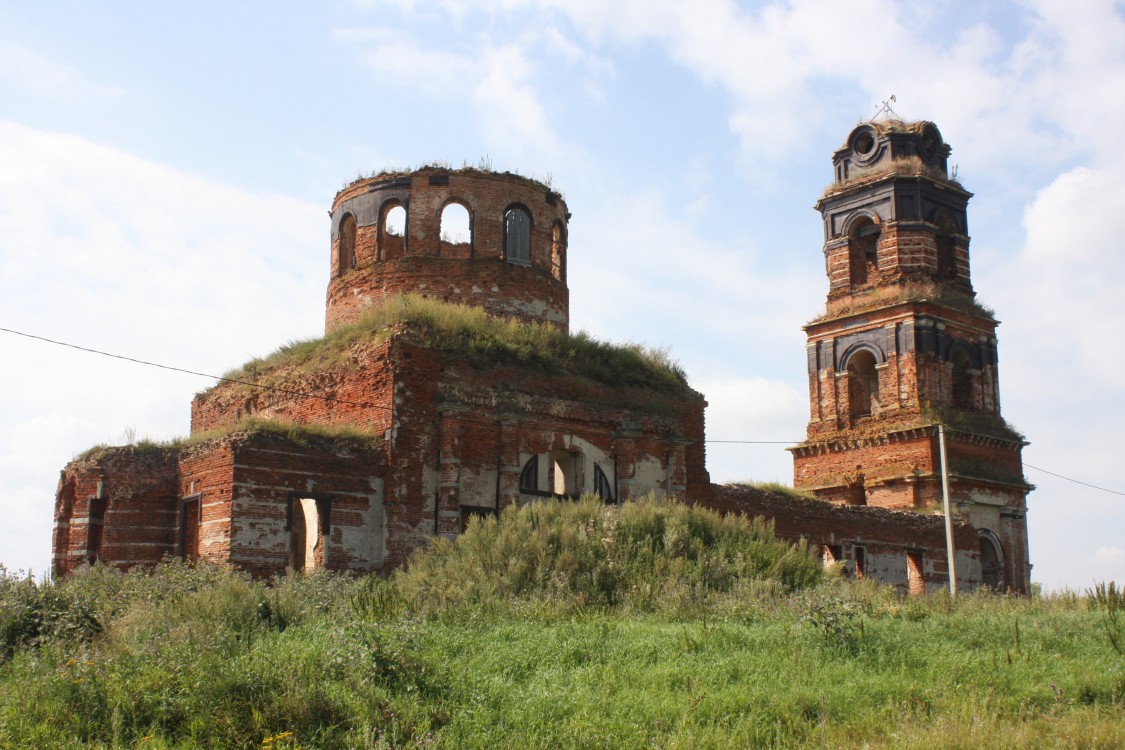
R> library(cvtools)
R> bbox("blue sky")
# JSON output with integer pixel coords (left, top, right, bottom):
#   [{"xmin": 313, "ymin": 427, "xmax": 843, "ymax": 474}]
[{"xmin": 2, "ymin": 0, "xmax": 1123, "ymax": 589}]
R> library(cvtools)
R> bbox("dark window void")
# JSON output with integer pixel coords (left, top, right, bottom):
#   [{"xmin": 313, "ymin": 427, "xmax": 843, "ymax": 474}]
[
  {"xmin": 980, "ymin": 533, "xmax": 1004, "ymax": 590},
  {"xmin": 849, "ymin": 217, "xmax": 880, "ymax": 286},
  {"xmin": 847, "ymin": 350, "xmax": 880, "ymax": 419},
  {"xmin": 87, "ymin": 494, "xmax": 107, "ymax": 565},
  {"xmin": 504, "ymin": 207, "xmax": 531, "ymax": 263},
  {"xmin": 822, "ymin": 544, "xmax": 843, "ymax": 567},
  {"xmin": 936, "ymin": 214, "xmax": 958, "ymax": 279},
  {"xmin": 338, "ymin": 213, "xmax": 357, "ymax": 275},
  {"xmin": 180, "ymin": 494, "xmax": 201, "ymax": 563},
  {"xmin": 594, "ymin": 464, "xmax": 614, "ymax": 503},
  {"xmin": 854, "ymin": 546, "xmax": 867, "ymax": 579},
  {"xmin": 460, "ymin": 505, "xmax": 495, "ymax": 533},
  {"xmin": 519, "ymin": 456, "xmax": 539, "ymax": 493},
  {"xmin": 951, "ymin": 348, "xmax": 973, "ymax": 409}
]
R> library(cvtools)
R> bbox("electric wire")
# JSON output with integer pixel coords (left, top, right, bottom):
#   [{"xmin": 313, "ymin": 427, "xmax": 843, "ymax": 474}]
[
  {"xmin": 1023, "ymin": 463, "xmax": 1125, "ymax": 497},
  {"xmin": 4, "ymin": 325, "xmax": 1123, "ymax": 497},
  {"xmin": 0, "ymin": 326, "xmax": 391, "ymax": 413}
]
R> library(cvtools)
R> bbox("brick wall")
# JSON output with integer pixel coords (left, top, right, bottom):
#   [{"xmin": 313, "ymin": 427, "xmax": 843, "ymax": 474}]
[{"xmin": 706, "ymin": 484, "xmax": 982, "ymax": 593}]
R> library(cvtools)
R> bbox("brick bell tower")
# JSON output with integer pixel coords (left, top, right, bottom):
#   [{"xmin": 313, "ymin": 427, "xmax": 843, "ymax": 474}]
[{"xmin": 790, "ymin": 120, "xmax": 1032, "ymax": 592}]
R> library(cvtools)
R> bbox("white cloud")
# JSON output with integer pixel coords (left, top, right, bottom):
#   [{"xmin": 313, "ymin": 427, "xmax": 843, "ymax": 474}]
[
  {"xmin": 473, "ymin": 45, "xmax": 560, "ymax": 160},
  {"xmin": 0, "ymin": 122, "xmax": 326, "ymax": 574}
]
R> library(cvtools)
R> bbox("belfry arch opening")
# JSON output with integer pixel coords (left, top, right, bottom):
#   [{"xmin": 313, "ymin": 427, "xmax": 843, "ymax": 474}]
[
  {"xmin": 848, "ymin": 216, "xmax": 880, "ymax": 286},
  {"xmin": 846, "ymin": 349, "xmax": 880, "ymax": 419},
  {"xmin": 935, "ymin": 213, "xmax": 958, "ymax": 279}
]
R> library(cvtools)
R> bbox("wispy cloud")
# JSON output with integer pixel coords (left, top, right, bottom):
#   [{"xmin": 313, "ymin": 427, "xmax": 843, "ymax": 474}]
[{"xmin": 0, "ymin": 43, "xmax": 125, "ymax": 104}]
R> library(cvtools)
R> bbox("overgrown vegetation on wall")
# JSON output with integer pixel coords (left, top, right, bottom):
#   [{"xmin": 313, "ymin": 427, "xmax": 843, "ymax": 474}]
[
  {"xmin": 2, "ymin": 498, "xmax": 1121, "ymax": 749},
  {"xmin": 219, "ymin": 295, "xmax": 690, "ymax": 396},
  {"xmin": 73, "ymin": 417, "xmax": 382, "ymax": 464}
]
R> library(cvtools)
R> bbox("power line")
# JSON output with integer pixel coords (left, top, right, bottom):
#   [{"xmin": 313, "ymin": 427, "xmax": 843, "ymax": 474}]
[
  {"xmin": 1024, "ymin": 463, "xmax": 1125, "ymax": 497},
  {"xmin": 6, "ymin": 325, "xmax": 1125, "ymax": 497},
  {"xmin": 0, "ymin": 326, "xmax": 391, "ymax": 414}
]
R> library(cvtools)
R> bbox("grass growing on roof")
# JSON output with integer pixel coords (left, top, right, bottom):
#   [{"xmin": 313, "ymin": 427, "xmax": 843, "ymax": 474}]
[
  {"xmin": 725, "ymin": 480, "xmax": 819, "ymax": 501},
  {"xmin": 219, "ymin": 295, "xmax": 690, "ymax": 394},
  {"xmin": 71, "ymin": 418, "xmax": 381, "ymax": 464}
]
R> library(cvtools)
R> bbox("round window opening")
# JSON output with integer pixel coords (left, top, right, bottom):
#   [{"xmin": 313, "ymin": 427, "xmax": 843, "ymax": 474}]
[{"xmin": 854, "ymin": 131, "xmax": 876, "ymax": 156}]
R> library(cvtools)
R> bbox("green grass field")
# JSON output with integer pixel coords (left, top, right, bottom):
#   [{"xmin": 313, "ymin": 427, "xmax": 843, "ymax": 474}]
[{"xmin": 3, "ymin": 499, "xmax": 1122, "ymax": 749}]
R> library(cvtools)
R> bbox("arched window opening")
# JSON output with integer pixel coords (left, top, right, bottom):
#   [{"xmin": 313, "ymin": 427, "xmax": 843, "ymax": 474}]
[
  {"xmin": 979, "ymin": 532, "xmax": 1004, "ymax": 590},
  {"xmin": 549, "ymin": 450, "xmax": 580, "ymax": 497},
  {"xmin": 440, "ymin": 202, "xmax": 471, "ymax": 256},
  {"xmin": 504, "ymin": 206, "xmax": 531, "ymax": 264},
  {"xmin": 849, "ymin": 216, "xmax": 880, "ymax": 286},
  {"xmin": 519, "ymin": 456, "xmax": 539, "ymax": 493},
  {"xmin": 951, "ymin": 348, "xmax": 973, "ymax": 409},
  {"xmin": 338, "ymin": 213, "xmax": 357, "ymax": 275},
  {"xmin": 380, "ymin": 204, "xmax": 407, "ymax": 260},
  {"xmin": 594, "ymin": 464, "xmax": 614, "ymax": 503},
  {"xmin": 936, "ymin": 214, "xmax": 958, "ymax": 279},
  {"xmin": 550, "ymin": 222, "xmax": 566, "ymax": 281},
  {"xmin": 847, "ymin": 349, "xmax": 880, "ymax": 419},
  {"xmin": 385, "ymin": 205, "xmax": 406, "ymax": 236}
]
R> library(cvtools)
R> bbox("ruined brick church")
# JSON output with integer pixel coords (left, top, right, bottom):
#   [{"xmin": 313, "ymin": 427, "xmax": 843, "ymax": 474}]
[{"xmin": 52, "ymin": 120, "xmax": 1032, "ymax": 593}]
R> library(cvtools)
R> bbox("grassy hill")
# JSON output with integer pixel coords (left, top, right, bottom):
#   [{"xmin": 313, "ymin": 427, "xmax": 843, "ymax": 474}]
[{"xmin": 2, "ymin": 498, "xmax": 1122, "ymax": 749}]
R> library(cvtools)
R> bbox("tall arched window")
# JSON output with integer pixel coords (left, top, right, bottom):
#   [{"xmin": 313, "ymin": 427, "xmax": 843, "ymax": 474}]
[
  {"xmin": 519, "ymin": 456, "xmax": 539, "ymax": 493},
  {"xmin": 504, "ymin": 206, "xmax": 531, "ymax": 264},
  {"xmin": 594, "ymin": 464, "xmax": 614, "ymax": 503},
  {"xmin": 380, "ymin": 203, "xmax": 407, "ymax": 260},
  {"xmin": 849, "ymin": 216, "xmax": 880, "ymax": 286},
  {"xmin": 440, "ymin": 202, "xmax": 471, "ymax": 246},
  {"xmin": 979, "ymin": 532, "xmax": 1005, "ymax": 590},
  {"xmin": 847, "ymin": 349, "xmax": 880, "ymax": 419},
  {"xmin": 338, "ymin": 213, "xmax": 357, "ymax": 275}
]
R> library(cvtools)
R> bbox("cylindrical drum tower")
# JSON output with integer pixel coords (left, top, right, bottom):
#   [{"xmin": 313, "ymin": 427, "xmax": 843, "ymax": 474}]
[{"xmin": 326, "ymin": 167, "xmax": 570, "ymax": 333}]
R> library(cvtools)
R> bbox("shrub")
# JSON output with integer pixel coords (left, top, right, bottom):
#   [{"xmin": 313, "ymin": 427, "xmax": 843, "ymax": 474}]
[
  {"xmin": 392, "ymin": 495, "xmax": 823, "ymax": 617},
  {"xmin": 0, "ymin": 568, "xmax": 101, "ymax": 660}
]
